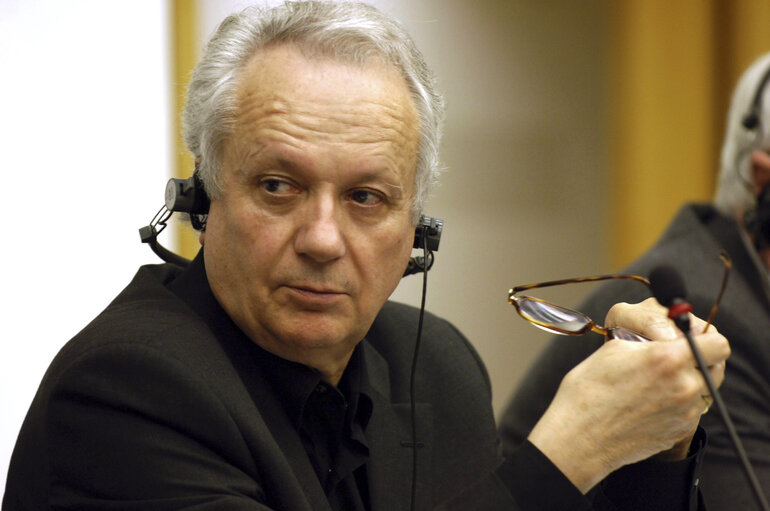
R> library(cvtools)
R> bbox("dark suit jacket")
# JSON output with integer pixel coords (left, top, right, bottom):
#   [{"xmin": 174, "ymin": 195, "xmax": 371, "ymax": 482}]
[
  {"xmin": 4, "ymin": 252, "xmax": 704, "ymax": 510},
  {"xmin": 500, "ymin": 204, "xmax": 770, "ymax": 510}
]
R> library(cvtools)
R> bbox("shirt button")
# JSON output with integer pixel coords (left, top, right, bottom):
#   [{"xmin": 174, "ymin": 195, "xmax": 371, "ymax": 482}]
[
  {"xmin": 315, "ymin": 385, "xmax": 327, "ymax": 394},
  {"xmin": 694, "ymin": 478, "xmax": 700, "ymax": 487}
]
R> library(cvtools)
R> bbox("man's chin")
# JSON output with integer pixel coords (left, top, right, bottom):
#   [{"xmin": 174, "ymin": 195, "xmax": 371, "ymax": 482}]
[{"xmin": 264, "ymin": 315, "xmax": 364, "ymax": 355}]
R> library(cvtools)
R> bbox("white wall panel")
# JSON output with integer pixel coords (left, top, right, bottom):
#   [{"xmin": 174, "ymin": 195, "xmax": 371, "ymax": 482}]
[{"xmin": 0, "ymin": 0, "xmax": 171, "ymax": 493}]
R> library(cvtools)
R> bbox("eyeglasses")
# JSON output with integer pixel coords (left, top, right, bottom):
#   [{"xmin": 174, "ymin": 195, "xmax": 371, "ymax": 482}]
[{"xmin": 508, "ymin": 251, "xmax": 732, "ymax": 342}]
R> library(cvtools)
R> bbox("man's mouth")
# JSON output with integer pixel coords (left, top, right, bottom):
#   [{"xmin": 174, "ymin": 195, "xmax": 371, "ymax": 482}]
[{"xmin": 284, "ymin": 285, "xmax": 347, "ymax": 307}]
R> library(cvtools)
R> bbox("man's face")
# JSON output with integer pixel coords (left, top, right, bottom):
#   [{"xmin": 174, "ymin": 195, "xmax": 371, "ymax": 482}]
[{"xmin": 201, "ymin": 44, "xmax": 419, "ymax": 378}]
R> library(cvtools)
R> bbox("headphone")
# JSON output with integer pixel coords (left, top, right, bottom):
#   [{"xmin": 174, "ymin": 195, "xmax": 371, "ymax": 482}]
[
  {"xmin": 741, "ymin": 63, "xmax": 770, "ymax": 251},
  {"xmin": 140, "ymin": 173, "xmax": 444, "ymax": 276},
  {"xmin": 741, "ymin": 64, "xmax": 770, "ymax": 131}
]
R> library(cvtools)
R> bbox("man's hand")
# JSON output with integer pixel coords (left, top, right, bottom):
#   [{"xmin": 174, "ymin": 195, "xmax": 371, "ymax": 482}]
[{"xmin": 527, "ymin": 297, "xmax": 730, "ymax": 493}]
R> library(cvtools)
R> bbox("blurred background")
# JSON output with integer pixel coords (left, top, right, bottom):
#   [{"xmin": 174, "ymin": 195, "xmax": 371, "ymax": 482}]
[{"xmin": 2, "ymin": 0, "xmax": 769, "ymax": 494}]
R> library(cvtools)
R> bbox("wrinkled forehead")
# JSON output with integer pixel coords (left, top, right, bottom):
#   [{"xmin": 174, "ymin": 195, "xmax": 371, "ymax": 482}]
[
  {"xmin": 227, "ymin": 43, "xmax": 420, "ymax": 179},
  {"xmin": 240, "ymin": 42, "xmax": 409, "ymax": 93},
  {"xmin": 233, "ymin": 44, "xmax": 419, "ymax": 136}
]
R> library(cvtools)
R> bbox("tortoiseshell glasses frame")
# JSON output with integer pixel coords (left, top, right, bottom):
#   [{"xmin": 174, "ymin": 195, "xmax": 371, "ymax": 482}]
[{"xmin": 507, "ymin": 251, "xmax": 731, "ymax": 342}]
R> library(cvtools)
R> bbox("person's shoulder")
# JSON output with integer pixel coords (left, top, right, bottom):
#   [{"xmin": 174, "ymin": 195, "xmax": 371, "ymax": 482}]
[
  {"xmin": 369, "ymin": 301, "xmax": 468, "ymax": 346},
  {"xmin": 50, "ymin": 262, "xmax": 215, "ymax": 376},
  {"xmin": 107, "ymin": 261, "xmax": 187, "ymax": 313},
  {"xmin": 367, "ymin": 301, "xmax": 489, "ymax": 386}
]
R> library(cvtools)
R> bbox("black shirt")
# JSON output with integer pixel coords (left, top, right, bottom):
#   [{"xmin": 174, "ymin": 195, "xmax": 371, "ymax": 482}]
[{"xmin": 254, "ymin": 342, "xmax": 373, "ymax": 510}]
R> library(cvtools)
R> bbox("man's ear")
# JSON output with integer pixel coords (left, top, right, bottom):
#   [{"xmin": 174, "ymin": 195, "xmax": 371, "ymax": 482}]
[{"xmin": 751, "ymin": 150, "xmax": 770, "ymax": 196}]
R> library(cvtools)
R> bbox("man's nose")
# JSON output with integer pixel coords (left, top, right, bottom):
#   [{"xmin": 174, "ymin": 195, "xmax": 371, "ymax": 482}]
[{"xmin": 294, "ymin": 195, "xmax": 346, "ymax": 263}]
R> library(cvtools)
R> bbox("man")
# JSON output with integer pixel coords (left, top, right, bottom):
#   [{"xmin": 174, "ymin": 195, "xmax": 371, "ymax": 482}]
[
  {"xmin": 500, "ymin": 52, "xmax": 770, "ymax": 510},
  {"xmin": 3, "ymin": 2, "xmax": 729, "ymax": 510}
]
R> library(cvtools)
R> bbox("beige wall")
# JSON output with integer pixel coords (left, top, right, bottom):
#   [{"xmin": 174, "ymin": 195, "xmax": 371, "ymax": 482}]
[{"xmin": 387, "ymin": 1, "xmax": 609, "ymax": 415}]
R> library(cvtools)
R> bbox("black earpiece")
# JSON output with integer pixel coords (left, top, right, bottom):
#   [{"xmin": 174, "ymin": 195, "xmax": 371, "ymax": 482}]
[
  {"xmin": 742, "ymin": 65, "xmax": 770, "ymax": 131},
  {"xmin": 403, "ymin": 215, "xmax": 444, "ymax": 277},
  {"xmin": 164, "ymin": 172, "xmax": 210, "ymax": 230},
  {"xmin": 413, "ymin": 215, "xmax": 443, "ymax": 251},
  {"xmin": 139, "ymin": 172, "xmax": 209, "ymax": 266}
]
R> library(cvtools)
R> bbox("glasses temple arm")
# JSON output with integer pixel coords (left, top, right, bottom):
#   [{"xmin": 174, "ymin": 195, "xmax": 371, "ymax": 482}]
[
  {"xmin": 703, "ymin": 250, "xmax": 732, "ymax": 333},
  {"xmin": 510, "ymin": 274, "xmax": 652, "ymax": 295}
]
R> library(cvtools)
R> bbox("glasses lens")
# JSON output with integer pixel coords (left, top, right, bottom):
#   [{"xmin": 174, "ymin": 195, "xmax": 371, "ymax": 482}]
[
  {"xmin": 607, "ymin": 327, "xmax": 651, "ymax": 342},
  {"xmin": 516, "ymin": 297, "xmax": 590, "ymax": 334}
]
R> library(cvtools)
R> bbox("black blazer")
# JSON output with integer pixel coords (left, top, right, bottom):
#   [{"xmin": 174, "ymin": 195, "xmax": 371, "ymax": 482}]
[
  {"xmin": 4, "ymin": 255, "xmax": 698, "ymax": 510},
  {"xmin": 2, "ymin": 258, "xmax": 509, "ymax": 510}
]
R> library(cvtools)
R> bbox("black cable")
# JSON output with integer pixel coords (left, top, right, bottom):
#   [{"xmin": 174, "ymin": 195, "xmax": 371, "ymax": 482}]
[
  {"xmin": 145, "ymin": 232, "xmax": 192, "ymax": 268},
  {"xmin": 138, "ymin": 206, "xmax": 192, "ymax": 267},
  {"xmin": 409, "ymin": 226, "xmax": 429, "ymax": 511}
]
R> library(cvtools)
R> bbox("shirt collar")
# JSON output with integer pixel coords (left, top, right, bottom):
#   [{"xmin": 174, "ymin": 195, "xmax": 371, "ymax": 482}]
[{"xmin": 253, "ymin": 338, "xmax": 373, "ymax": 433}]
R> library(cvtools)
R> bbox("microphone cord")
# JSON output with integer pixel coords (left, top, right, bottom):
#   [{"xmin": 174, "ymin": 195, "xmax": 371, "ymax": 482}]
[
  {"xmin": 409, "ymin": 226, "xmax": 429, "ymax": 511},
  {"xmin": 673, "ymin": 316, "xmax": 770, "ymax": 511}
]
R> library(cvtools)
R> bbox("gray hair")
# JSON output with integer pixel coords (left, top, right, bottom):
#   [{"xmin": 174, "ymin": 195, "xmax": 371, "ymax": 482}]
[
  {"xmin": 182, "ymin": 1, "xmax": 445, "ymax": 223},
  {"xmin": 714, "ymin": 51, "xmax": 770, "ymax": 216}
]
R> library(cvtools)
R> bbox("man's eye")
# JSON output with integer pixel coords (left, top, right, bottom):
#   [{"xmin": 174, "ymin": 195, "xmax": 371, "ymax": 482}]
[
  {"xmin": 261, "ymin": 178, "xmax": 293, "ymax": 194},
  {"xmin": 349, "ymin": 189, "xmax": 383, "ymax": 206}
]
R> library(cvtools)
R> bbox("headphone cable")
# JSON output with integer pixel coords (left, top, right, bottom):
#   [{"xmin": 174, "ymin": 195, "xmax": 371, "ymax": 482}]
[{"xmin": 409, "ymin": 226, "xmax": 429, "ymax": 511}]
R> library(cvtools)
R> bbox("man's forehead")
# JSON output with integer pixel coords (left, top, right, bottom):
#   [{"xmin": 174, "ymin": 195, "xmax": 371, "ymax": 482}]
[
  {"xmin": 221, "ymin": 43, "xmax": 420, "ymax": 184},
  {"xmin": 230, "ymin": 43, "xmax": 420, "ymax": 149},
  {"xmin": 236, "ymin": 43, "xmax": 413, "ymax": 105}
]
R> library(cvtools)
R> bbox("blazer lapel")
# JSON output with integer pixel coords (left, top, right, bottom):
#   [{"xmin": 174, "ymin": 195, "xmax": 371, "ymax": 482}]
[{"xmin": 362, "ymin": 343, "xmax": 433, "ymax": 511}]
